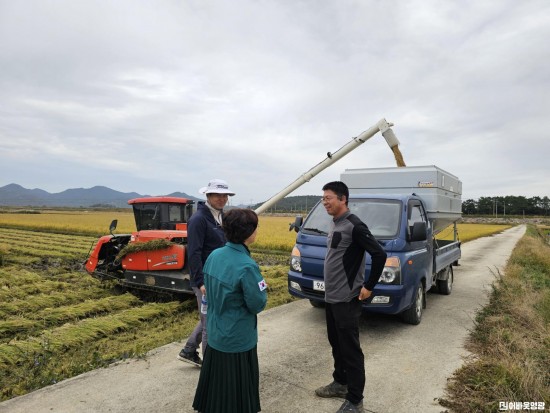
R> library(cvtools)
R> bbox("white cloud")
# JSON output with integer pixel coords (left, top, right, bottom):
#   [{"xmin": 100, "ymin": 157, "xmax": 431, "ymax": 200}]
[{"xmin": 1, "ymin": 0, "xmax": 549, "ymax": 205}]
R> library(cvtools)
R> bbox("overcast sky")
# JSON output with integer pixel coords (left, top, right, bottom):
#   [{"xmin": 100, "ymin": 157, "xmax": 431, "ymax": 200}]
[{"xmin": 1, "ymin": 0, "xmax": 549, "ymax": 206}]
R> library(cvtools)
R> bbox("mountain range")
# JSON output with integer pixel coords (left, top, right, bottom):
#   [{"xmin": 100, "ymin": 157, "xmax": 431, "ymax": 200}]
[{"xmin": 0, "ymin": 184, "xmax": 201, "ymax": 208}]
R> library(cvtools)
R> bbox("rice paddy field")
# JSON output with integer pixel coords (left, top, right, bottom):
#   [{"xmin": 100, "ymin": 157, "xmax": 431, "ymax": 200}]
[
  {"xmin": 0, "ymin": 209, "xmax": 512, "ymax": 400},
  {"xmin": 436, "ymin": 223, "xmax": 512, "ymax": 242},
  {"xmin": 0, "ymin": 209, "xmax": 510, "ymax": 247}
]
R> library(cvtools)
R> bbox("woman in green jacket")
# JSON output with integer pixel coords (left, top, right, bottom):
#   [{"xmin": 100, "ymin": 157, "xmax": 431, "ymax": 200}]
[{"xmin": 192, "ymin": 208, "xmax": 268, "ymax": 413}]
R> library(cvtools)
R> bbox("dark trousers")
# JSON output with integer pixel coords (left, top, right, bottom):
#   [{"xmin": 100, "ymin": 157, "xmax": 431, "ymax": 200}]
[
  {"xmin": 184, "ymin": 287, "xmax": 207, "ymax": 354},
  {"xmin": 325, "ymin": 299, "xmax": 365, "ymax": 405}
]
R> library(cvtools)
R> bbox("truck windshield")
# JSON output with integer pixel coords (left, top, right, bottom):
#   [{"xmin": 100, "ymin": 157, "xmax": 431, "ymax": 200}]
[{"xmin": 302, "ymin": 198, "xmax": 401, "ymax": 239}]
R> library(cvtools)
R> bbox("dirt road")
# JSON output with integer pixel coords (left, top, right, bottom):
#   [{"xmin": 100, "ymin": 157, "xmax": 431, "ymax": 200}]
[{"xmin": 0, "ymin": 225, "xmax": 525, "ymax": 413}]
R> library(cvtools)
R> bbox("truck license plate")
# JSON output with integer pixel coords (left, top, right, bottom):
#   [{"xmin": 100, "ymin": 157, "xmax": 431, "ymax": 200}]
[{"xmin": 312, "ymin": 280, "xmax": 325, "ymax": 291}]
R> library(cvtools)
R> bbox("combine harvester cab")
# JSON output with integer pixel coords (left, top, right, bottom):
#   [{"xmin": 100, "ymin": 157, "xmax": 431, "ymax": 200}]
[{"xmin": 85, "ymin": 197, "xmax": 195, "ymax": 296}]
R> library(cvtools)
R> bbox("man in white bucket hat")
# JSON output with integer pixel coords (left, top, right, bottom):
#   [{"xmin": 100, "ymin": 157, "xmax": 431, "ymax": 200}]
[{"xmin": 178, "ymin": 179, "xmax": 235, "ymax": 366}]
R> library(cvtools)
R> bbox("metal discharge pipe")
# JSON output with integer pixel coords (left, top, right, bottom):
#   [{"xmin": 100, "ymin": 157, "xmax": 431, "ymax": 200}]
[{"xmin": 254, "ymin": 118, "xmax": 401, "ymax": 215}]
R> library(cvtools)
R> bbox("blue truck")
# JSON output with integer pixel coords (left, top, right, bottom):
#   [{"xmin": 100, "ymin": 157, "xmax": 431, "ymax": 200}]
[{"xmin": 287, "ymin": 165, "xmax": 462, "ymax": 325}]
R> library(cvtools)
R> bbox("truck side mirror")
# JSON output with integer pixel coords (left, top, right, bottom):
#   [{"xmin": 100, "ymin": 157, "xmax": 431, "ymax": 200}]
[
  {"xmin": 289, "ymin": 216, "xmax": 303, "ymax": 233},
  {"xmin": 409, "ymin": 221, "xmax": 427, "ymax": 242}
]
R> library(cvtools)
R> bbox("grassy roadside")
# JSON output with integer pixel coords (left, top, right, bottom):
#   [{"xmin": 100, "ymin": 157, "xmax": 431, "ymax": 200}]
[{"xmin": 440, "ymin": 225, "xmax": 550, "ymax": 412}]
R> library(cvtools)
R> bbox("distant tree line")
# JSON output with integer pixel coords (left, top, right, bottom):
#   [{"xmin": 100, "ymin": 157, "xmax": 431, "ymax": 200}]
[
  {"xmin": 250, "ymin": 195, "xmax": 550, "ymax": 216},
  {"xmin": 462, "ymin": 196, "xmax": 550, "ymax": 216},
  {"xmin": 251, "ymin": 195, "xmax": 320, "ymax": 213}
]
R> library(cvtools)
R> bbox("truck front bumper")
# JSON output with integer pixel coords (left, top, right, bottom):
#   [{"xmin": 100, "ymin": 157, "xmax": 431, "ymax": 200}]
[{"xmin": 288, "ymin": 271, "xmax": 412, "ymax": 315}]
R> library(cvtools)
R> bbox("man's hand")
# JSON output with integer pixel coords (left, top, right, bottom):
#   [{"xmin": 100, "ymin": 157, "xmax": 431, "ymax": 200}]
[
  {"xmin": 200, "ymin": 285, "xmax": 206, "ymax": 296},
  {"xmin": 359, "ymin": 286, "xmax": 372, "ymax": 301}
]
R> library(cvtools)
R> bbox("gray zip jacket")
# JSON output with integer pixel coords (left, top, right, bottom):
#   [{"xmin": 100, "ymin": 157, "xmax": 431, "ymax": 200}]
[{"xmin": 324, "ymin": 210, "xmax": 387, "ymax": 304}]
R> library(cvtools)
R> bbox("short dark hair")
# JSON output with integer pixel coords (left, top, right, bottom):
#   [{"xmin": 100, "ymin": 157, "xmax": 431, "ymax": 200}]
[
  {"xmin": 322, "ymin": 181, "xmax": 349, "ymax": 206},
  {"xmin": 222, "ymin": 209, "xmax": 259, "ymax": 244}
]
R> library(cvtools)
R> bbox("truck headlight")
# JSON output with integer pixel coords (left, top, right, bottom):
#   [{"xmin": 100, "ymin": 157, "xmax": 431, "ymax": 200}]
[
  {"xmin": 290, "ymin": 246, "xmax": 302, "ymax": 272},
  {"xmin": 379, "ymin": 256, "xmax": 401, "ymax": 284}
]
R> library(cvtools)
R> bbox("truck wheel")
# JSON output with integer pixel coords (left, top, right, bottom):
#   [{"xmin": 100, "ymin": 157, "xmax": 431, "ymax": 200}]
[
  {"xmin": 437, "ymin": 266, "xmax": 453, "ymax": 295},
  {"xmin": 309, "ymin": 299, "xmax": 325, "ymax": 308},
  {"xmin": 401, "ymin": 284, "xmax": 424, "ymax": 325}
]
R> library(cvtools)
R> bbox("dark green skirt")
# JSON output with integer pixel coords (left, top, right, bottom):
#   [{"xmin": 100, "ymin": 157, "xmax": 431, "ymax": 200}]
[{"xmin": 192, "ymin": 345, "xmax": 261, "ymax": 413}]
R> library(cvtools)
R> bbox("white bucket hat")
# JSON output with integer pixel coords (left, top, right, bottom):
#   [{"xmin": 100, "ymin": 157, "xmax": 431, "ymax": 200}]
[{"xmin": 199, "ymin": 179, "xmax": 235, "ymax": 196}]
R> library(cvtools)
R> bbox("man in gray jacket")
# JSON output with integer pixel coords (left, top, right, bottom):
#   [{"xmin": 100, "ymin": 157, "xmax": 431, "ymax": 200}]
[{"xmin": 315, "ymin": 181, "xmax": 387, "ymax": 413}]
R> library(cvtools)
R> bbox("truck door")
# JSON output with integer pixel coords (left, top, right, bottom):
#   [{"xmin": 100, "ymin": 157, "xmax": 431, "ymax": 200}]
[{"xmin": 407, "ymin": 201, "xmax": 432, "ymax": 288}]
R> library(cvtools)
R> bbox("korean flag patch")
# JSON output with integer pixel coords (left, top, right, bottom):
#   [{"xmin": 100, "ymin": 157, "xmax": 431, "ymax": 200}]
[{"xmin": 258, "ymin": 279, "xmax": 267, "ymax": 291}]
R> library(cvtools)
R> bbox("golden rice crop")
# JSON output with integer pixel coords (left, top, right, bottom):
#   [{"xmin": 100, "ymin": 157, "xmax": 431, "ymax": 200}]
[
  {"xmin": 0, "ymin": 267, "xmax": 43, "ymax": 286},
  {"xmin": 35, "ymin": 295, "xmax": 141, "ymax": 323},
  {"xmin": 255, "ymin": 216, "xmax": 297, "ymax": 251},
  {"xmin": 0, "ymin": 210, "xmax": 135, "ymax": 236},
  {"xmin": 0, "ymin": 278, "xmax": 78, "ymax": 302},
  {"xmin": 2, "ymin": 212, "xmax": 512, "ymax": 253},
  {"xmin": 0, "ymin": 211, "xmax": 297, "ymax": 250},
  {"xmin": 0, "ymin": 288, "xmax": 112, "ymax": 320},
  {"xmin": 0, "ymin": 319, "xmax": 36, "ymax": 339},
  {"xmin": 0, "ymin": 234, "xmax": 91, "ymax": 251},
  {"xmin": 436, "ymin": 223, "xmax": 512, "ymax": 242},
  {"xmin": 260, "ymin": 265, "xmax": 296, "ymax": 309},
  {"xmin": 0, "ymin": 228, "xmax": 96, "ymax": 265},
  {"xmin": 0, "ymin": 301, "xmax": 187, "ymax": 368},
  {"xmin": 254, "ymin": 217, "xmax": 514, "ymax": 252}
]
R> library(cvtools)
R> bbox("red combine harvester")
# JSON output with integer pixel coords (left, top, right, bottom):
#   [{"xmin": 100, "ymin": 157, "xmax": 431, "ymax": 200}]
[
  {"xmin": 85, "ymin": 118, "xmax": 403, "ymax": 298},
  {"xmin": 85, "ymin": 196, "xmax": 195, "ymax": 295}
]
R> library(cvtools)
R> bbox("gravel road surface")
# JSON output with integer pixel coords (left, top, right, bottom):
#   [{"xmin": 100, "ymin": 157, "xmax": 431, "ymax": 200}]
[{"xmin": 0, "ymin": 225, "xmax": 526, "ymax": 413}]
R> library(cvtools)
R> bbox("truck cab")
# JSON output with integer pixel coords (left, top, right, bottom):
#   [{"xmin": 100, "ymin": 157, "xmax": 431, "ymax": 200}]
[{"xmin": 288, "ymin": 166, "xmax": 462, "ymax": 325}]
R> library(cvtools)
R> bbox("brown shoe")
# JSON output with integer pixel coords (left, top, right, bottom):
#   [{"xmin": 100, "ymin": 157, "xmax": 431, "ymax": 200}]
[
  {"xmin": 336, "ymin": 400, "xmax": 364, "ymax": 412},
  {"xmin": 177, "ymin": 349, "xmax": 202, "ymax": 367},
  {"xmin": 315, "ymin": 381, "xmax": 347, "ymax": 398}
]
